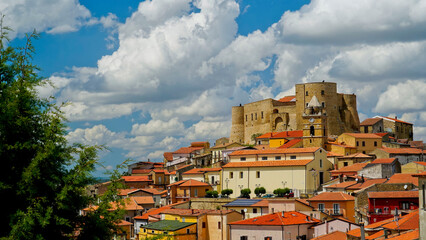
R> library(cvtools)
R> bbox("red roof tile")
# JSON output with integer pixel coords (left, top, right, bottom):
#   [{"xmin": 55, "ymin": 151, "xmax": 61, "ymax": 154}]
[
  {"xmin": 386, "ymin": 173, "xmax": 418, "ymax": 186},
  {"xmin": 369, "ymin": 158, "xmax": 397, "ymax": 164},
  {"xmin": 360, "ymin": 118, "xmax": 382, "ymax": 126},
  {"xmin": 345, "ymin": 178, "xmax": 388, "ymax": 190},
  {"xmin": 368, "ymin": 191, "xmax": 418, "ymax": 199},
  {"xmin": 330, "ymin": 163, "xmax": 368, "ymax": 175},
  {"xmin": 380, "ymin": 147, "xmax": 423, "ymax": 155},
  {"xmin": 308, "ymin": 192, "xmax": 355, "ymax": 202},
  {"xmin": 182, "ymin": 168, "xmax": 222, "ymax": 175},
  {"xmin": 277, "ymin": 96, "xmax": 296, "ymax": 103},
  {"xmin": 161, "ymin": 208, "xmax": 212, "ymax": 216},
  {"xmin": 122, "ymin": 176, "xmax": 152, "ymax": 182},
  {"xmin": 229, "ymin": 211, "xmax": 319, "ymax": 226},
  {"xmin": 256, "ymin": 131, "xmax": 303, "ymax": 139},
  {"xmin": 178, "ymin": 179, "xmax": 211, "ymax": 187},
  {"xmin": 337, "ymin": 153, "xmax": 373, "ymax": 159},
  {"xmin": 343, "ymin": 133, "xmax": 382, "ymax": 139},
  {"xmin": 229, "ymin": 147, "xmax": 320, "ymax": 156},
  {"xmin": 375, "ymin": 116, "xmax": 413, "ymax": 125},
  {"xmin": 386, "ymin": 229, "xmax": 419, "ymax": 240},
  {"xmin": 164, "ymin": 152, "xmax": 173, "ymax": 161},
  {"xmin": 325, "ymin": 181, "xmax": 358, "ymax": 189},
  {"xmin": 311, "ymin": 231, "xmax": 347, "ymax": 240},
  {"xmin": 278, "ymin": 139, "xmax": 303, "ymax": 149},
  {"xmin": 173, "ymin": 147, "xmax": 204, "ymax": 154},
  {"xmin": 412, "ymin": 171, "xmax": 426, "ymax": 177},
  {"xmin": 222, "ymin": 159, "xmax": 313, "ymax": 168},
  {"xmin": 381, "ymin": 209, "xmax": 419, "ymax": 230}
]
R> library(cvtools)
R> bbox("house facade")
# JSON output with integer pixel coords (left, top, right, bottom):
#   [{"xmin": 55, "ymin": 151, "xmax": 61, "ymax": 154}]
[
  {"xmin": 308, "ymin": 192, "xmax": 356, "ymax": 222},
  {"xmin": 368, "ymin": 191, "xmax": 419, "ymax": 223}
]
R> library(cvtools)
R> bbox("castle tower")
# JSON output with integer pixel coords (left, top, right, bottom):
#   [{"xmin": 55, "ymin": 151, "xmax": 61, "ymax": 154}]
[
  {"xmin": 302, "ymin": 96, "xmax": 327, "ymax": 148},
  {"xmin": 229, "ymin": 105, "xmax": 245, "ymax": 143}
]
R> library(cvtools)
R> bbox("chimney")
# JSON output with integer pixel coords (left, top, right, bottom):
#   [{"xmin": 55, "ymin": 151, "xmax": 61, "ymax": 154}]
[
  {"xmin": 384, "ymin": 229, "xmax": 389, "ymax": 239},
  {"xmin": 339, "ymin": 174, "xmax": 343, "ymax": 183},
  {"xmin": 282, "ymin": 212, "xmax": 285, "ymax": 217},
  {"xmin": 395, "ymin": 116, "xmax": 397, "ymax": 120}
]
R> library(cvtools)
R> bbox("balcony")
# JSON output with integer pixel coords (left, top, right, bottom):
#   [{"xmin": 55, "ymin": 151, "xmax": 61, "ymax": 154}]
[{"xmin": 317, "ymin": 208, "xmax": 343, "ymax": 216}]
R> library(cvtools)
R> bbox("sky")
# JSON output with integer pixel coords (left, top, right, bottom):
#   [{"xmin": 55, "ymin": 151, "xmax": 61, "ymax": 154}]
[{"xmin": 3, "ymin": 0, "xmax": 426, "ymax": 176}]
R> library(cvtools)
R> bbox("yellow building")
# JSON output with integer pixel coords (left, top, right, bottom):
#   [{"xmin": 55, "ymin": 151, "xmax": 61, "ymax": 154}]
[
  {"xmin": 222, "ymin": 147, "xmax": 332, "ymax": 197},
  {"xmin": 401, "ymin": 161, "xmax": 426, "ymax": 173},
  {"xmin": 336, "ymin": 152, "xmax": 374, "ymax": 169},
  {"xmin": 139, "ymin": 220, "xmax": 196, "ymax": 240},
  {"xmin": 335, "ymin": 133, "xmax": 382, "ymax": 154}
]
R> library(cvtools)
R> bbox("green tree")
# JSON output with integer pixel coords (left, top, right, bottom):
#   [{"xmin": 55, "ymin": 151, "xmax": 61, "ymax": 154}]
[
  {"xmin": 254, "ymin": 187, "xmax": 266, "ymax": 197},
  {"xmin": 205, "ymin": 190, "xmax": 219, "ymax": 198},
  {"xmin": 240, "ymin": 188, "xmax": 251, "ymax": 198},
  {"xmin": 221, "ymin": 189, "xmax": 233, "ymax": 197},
  {"xmin": 273, "ymin": 188, "xmax": 290, "ymax": 197},
  {"xmin": 0, "ymin": 21, "xmax": 125, "ymax": 239}
]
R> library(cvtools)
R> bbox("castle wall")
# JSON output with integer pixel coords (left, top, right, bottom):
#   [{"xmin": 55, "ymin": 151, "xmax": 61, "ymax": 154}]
[{"xmin": 230, "ymin": 106, "xmax": 245, "ymax": 143}]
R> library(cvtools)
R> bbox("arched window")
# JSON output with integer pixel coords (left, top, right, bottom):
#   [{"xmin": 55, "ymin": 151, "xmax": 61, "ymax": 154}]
[
  {"xmin": 273, "ymin": 109, "xmax": 279, "ymax": 113},
  {"xmin": 310, "ymin": 126, "xmax": 315, "ymax": 136}
]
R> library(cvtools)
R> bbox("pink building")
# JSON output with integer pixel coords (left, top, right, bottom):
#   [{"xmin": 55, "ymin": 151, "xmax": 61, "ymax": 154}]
[
  {"xmin": 229, "ymin": 211, "xmax": 319, "ymax": 240},
  {"xmin": 311, "ymin": 217, "xmax": 359, "ymax": 238}
]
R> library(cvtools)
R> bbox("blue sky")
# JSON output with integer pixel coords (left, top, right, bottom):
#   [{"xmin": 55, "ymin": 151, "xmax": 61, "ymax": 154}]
[{"xmin": 4, "ymin": 0, "xmax": 426, "ymax": 176}]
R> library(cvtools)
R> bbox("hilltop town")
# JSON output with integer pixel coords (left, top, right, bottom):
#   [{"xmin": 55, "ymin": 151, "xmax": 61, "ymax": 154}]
[{"xmin": 85, "ymin": 82, "xmax": 425, "ymax": 240}]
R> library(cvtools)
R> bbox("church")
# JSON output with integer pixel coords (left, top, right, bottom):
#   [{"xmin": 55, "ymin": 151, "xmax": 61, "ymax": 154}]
[{"xmin": 229, "ymin": 81, "xmax": 360, "ymax": 144}]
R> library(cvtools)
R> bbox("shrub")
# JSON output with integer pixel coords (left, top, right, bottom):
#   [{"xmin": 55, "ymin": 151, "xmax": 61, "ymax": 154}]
[
  {"xmin": 206, "ymin": 190, "xmax": 219, "ymax": 198},
  {"xmin": 240, "ymin": 188, "xmax": 251, "ymax": 198},
  {"xmin": 273, "ymin": 188, "xmax": 290, "ymax": 197},
  {"xmin": 254, "ymin": 187, "xmax": 266, "ymax": 197},
  {"xmin": 221, "ymin": 189, "xmax": 233, "ymax": 197}
]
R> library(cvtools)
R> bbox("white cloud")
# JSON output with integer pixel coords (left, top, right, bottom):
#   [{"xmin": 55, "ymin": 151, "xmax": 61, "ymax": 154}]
[
  {"xmin": 131, "ymin": 118, "xmax": 185, "ymax": 136},
  {"xmin": 0, "ymin": 0, "xmax": 93, "ymax": 38}
]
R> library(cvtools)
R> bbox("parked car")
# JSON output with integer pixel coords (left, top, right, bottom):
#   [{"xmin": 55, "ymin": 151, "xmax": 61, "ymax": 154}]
[{"xmin": 262, "ymin": 194, "xmax": 275, "ymax": 198}]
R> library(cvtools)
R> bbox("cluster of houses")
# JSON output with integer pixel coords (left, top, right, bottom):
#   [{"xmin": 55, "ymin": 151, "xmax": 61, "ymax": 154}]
[{"xmin": 82, "ymin": 114, "xmax": 425, "ymax": 240}]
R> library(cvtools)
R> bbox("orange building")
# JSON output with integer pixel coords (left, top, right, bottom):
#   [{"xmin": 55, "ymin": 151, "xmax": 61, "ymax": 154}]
[
  {"xmin": 167, "ymin": 179, "xmax": 213, "ymax": 204},
  {"xmin": 308, "ymin": 192, "xmax": 356, "ymax": 222}
]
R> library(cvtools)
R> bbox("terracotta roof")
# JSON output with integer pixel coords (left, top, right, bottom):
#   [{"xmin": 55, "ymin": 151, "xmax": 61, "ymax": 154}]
[
  {"xmin": 270, "ymin": 130, "xmax": 303, "ymax": 139},
  {"xmin": 173, "ymin": 146, "xmax": 203, "ymax": 154},
  {"xmin": 386, "ymin": 173, "xmax": 418, "ymax": 186},
  {"xmin": 229, "ymin": 211, "xmax": 319, "ymax": 226},
  {"xmin": 190, "ymin": 141, "xmax": 208, "ymax": 147},
  {"xmin": 132, "ymin": 196, "xmax": 155, "ymax": 205},
  {"xmin": 343, "ymin": 133, "xmax": 382, "ymax": 139},
  {"xmin": 131, "ymin": 169, "xmax": 152, "ymax": 174},
  {"xmin": 117, "ymin": 220, "xmax": 132, "ymax": 226},
  {"xmin": 368, "ymin": 191, "xmax": 418, "ymax": 199},
  {"xmin": 366, "ymin": 230, "xmax": 385, "ymax": 239},
  {"xmin": 327, "ymin": 151, "xmax": 344, "ymax": 157},
  {"xmin": 251, "ymin": 200, "xmax": 269, "ymax": 207},
  {"xmin": 206, "ymin": 209, "xmax": 237, "ymax": 215},
  {"xmin": 328, "ymin": 142, "xmax": 357, "ymax": 149},
  {"xmin": 210, "ymin": 142, "xmax": 241, "ymax": 149},
  {"xmin": 229, "ymin": 147, "xmax": 320, "ymax": 156},
  {"xmin": 277, "ymin": 95, "xmax": 296, "ymax": 103},
  {"xmin": 345, "ymin": 178, "xmax": 388, "ymax": 190},
  {"xmin": 375, "ymin": 116, "xmax": 413, "ymax": 125},
  {"xmin": 360, "ymin": 118, "xmax": 382, "ymax": 126},
  {"xmin": 278, "ymin": 139, "xmax": 303, "ymax": 149},
  {"xmin": 369, "ymin": 158, "xmax": 397, "ymax": 164},
  {"xmin": 325, "ymin": 181, "xmax": 358, "ymax": 189},
  {"xmin": 330, "ymin": 163, "xmax": 368, "ymax": 174},
  {"xmin": 380, "ymin": 147, "xmax": 423, "ymax": 155},
  {"xmin": 386, "ymin": 229, "xmax": 419, "ymax": 240},
  {"xmin": 337, "ymin": 152, "xmax": 373, "ymax": 159},
  {"xmin": 413, "ymin": 161, "xmax": 426, "ymax": 166},
  {"xmin": 122, "ymin": 176, "xmax": 152, "ymax": 182},
  {"xmin": 374, "ymin": 132, "xmax": 389, "ymax": 137},
  {"xmin": 163, "ymin": 152, "xmax": 173, "ymax": 161},
  {"xmin": 222, "ymin": 159, "xmax": 313, "ymax": 168},
  {"xmin": 134, "ymin": 202, "xmax": 183, "ymax": 220},
  {"xmin": 381, "ymin": 209, "xmax": 419, "ymax": 230},
  {"xmin": 140, "ymin": 188, "xmax": 163, "ymax": 195},
  {"xmin": 311, "ymin": 231, "xmax": 347, "ymax": 240},
  {"xmin": 118, "ymin": 188, "xmax": 142, "ymax": 196},
  {"xmin": 182, "ymin": 168, "xmax": 222, "ymax": 175},
  {"xmin": 412, "ymin": 171, "xmax": 426, "ymax": 177},
  {"xmin": 160, "ymin": 208, "xmax": 212, "ymax": 216},
  {"xmin": 177, "ymin": 179, "xmax": 211, "ymax": 187},
  {"xmin": 308, "ymin": 192, "xmax": 355, "ymax": 202}
]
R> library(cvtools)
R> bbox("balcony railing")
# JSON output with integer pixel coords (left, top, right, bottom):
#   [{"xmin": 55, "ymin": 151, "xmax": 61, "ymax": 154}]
[{"xmin": 317, "ymin": 208, "xmax": 343, "ymax": 216}]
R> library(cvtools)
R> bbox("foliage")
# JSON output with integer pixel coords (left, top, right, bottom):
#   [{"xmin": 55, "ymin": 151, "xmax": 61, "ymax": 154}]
[
  {"xmin": 251, "ymin": 133, "xmax": 263, "ymax": 141},
  {"xmin": 221, "ymin": 189, "xmax": 233, "ymax": 197},
  {"xmin": 273, "ymin": 188, "xmax": 291, "ymax": 197},
  {"xmin": 205, "ymin": 190, "xmax": 219, "ymax": 198},
  {"xmin": 254, "ymin": 187, "xmax": 266, "ymax": 197},
  {"xmin": 0, "ymin": 21, "xmax": 125, "ymax": 239},
  {"xmin": 240, "ymin": 188, "xmax": 251, "ymax": 198}
]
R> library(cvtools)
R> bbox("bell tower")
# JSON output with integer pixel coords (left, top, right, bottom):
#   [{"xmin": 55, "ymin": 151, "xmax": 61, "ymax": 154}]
[{"xmin": 302, "ymin": 95, "xmax": 327, "ymax": 148}]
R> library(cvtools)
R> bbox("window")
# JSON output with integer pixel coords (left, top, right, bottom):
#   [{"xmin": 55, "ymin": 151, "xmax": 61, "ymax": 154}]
[
  {"xmin": 152, "ymin": 230, "xmax": 155, "ymax": 234},
  {"xmin": 143, "ymin": 229, "xmax": 146, "ymax": 233},
  {"xmin": 262, "ymin": 156, "xmax": 268, "ymax": 160},
  {"xmin": 306, "ymin": 91, "xmax": 309, "ymax": 96},
  {"xmin": 320, "ymin": 159, "xmax": 323, "ymax": 168},
  {"xmin": 194, "ymin": 189, "xmax": 198, "ymax": 197},
  {"xmin": 218, "ymin": 222, "xmax": 221, "ymax": 229},
  {"xmin": 241, "ymin": 236, "xmax": 248, "ymax": 240},
  {"xmin": 245, "ymin": 115, "xmax": 247, "ymax": 121},
  {"xmin": 164, "ymin": 231, "xmax": 168, "ymax": 235},
  {"xmin": 321, "ymin": 90, "xmax": 325, "ymax": 95},
  {"xmin": 187, "ymin": 228, "xmax": 190, "ymax": 234},
  {"xmin": 364, "ymin": 126, "xmax": 368, "ymax": 133},
  {"xmin": 344, "ymin": 162, "xmax": 348, "ymax": 167},
  {"xmin": 158, "ymin": 177, "xmax": 162, "ymax": 184},
  {"xmin": 251, "ymin": 113, "xmax": 253, "ymax": 121},
  {"xmin": 240, "ymin": 172, "xmax": 244, "ymax": 178},
  {"xmin": 374, "ymin": 141, "xmax": 377, "ymax": 147},
  {"xmin": 125, "ymin": 216, "xmax": 130, "ymax": 222},
  {"xmin": 258, "ymin": 141, "xmax": 261, "ymax": 145},
  {"xmin": 362, "ymin": 141, "xmax": 365, "ymax": 147},
  {"xmin": 230, "ymin": 172, "xmax": 234, "ymax": 179},
  {"xmin": 318, "ymin": 203, "xmax": 325, "ymax": 212},
  {"xmin": 384, "ymin": 207, "xmax": 390, "ymax": 214},
  {"xmin": 290, "ymin": 155, "xmax": 296, "ymax": 159},
  {"xmin": 271, "ymin": 208, "xmax": 275, "ymax": 213},
  {"xmin": 333, "ymin": 203, "xmax": 340, "ymax": 215},
  {"xmin": 240, "ymin": 157, "xmax": 246, "ymax": 161},
  {"xmin": 322, "ymin": 102, "xmax": 325, "ymax": 108},
  {"xmin": 261, "ymin": 111, "xmax": 264, "ymax": 119},
  {"xmin": 253, "ymin": 208, "xmax": 258, "ymax": 213},
  {"xmin": 265, "ymin": 237, "xmax": 272, "ymax": 240},
  {"xmin": 182, "ymin": 217, "xmax": 186, "ymax": 222},
  {"xmin": 255, "ymin": 113, "xmax": 257, "ymax": 120},
  {"xmin": 202, "ymin": 222, "xmax": 206, "ymax": 228},
  {"xmin": 256, "ymin": 171, "xmax": 260, "ymax": 178},
  {"xmin": 275, "ymin": 156, "xmax": 281, "ymax": 160},
  {"xmin": 310, "ymin": 126, "xmax": 315, "ymax": 136},
  {"xmin": 401, "ymin": 202, "xmax": 410, "ymax": 210},
  {"xmin": 423, "ymin": 184, "xmax": 426, "ymax": 209}
]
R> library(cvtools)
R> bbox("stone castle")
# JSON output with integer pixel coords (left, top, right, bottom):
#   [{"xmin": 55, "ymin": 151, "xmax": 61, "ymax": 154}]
[{"xmin": 230, "ymin": 82, "xmax": 360, "ymax": 144}]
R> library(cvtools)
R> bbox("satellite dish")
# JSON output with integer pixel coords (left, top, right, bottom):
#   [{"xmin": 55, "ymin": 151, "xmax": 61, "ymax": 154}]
[
  {"xmin": 404, "ymin": 184, "xmax": 408, "ymax": 190},
  {"xmin": 244, "ymin": 208, "xmax": 247, "ymax": 213},
  {"xmin": 356, "ymin": 178, "xmax": 359, "ymax": 182}
]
